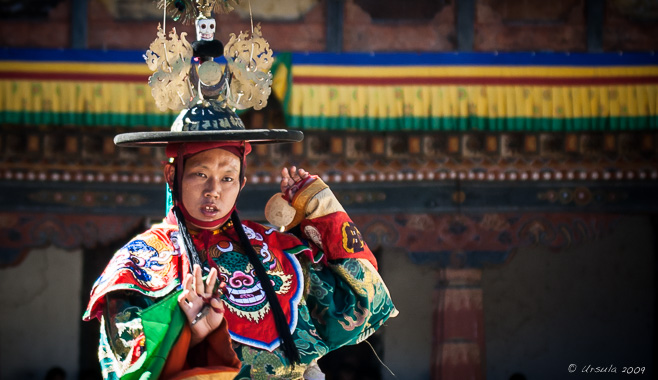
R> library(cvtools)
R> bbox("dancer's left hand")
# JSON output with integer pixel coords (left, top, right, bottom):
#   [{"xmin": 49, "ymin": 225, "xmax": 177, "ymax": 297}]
[
  {"xmin": 177, "ymin": 264, "xmax": 225, "ymax": 346},
  {"xmin": 280, "ymin": 166, "xmax": 312, "ymax": 201}
]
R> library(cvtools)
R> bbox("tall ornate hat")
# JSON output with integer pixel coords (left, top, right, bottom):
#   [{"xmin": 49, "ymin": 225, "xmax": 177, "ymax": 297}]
[{"xmin": 115, "ymin": 0, "xmax": 302, "ymax": 147}]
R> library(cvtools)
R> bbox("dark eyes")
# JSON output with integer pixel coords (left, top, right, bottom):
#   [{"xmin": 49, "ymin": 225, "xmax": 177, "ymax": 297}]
[{"xmin": 194, "ymin": 173, "xmax": 234, "ymax": 182}]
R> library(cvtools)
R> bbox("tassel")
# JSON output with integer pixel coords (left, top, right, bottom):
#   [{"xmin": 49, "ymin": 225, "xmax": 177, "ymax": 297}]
[
  {"xmin": 214, "ymin": 0, "xmax": 240, "ymax": 14},
  {"xmin": 157, "ymin": 0, "xmax": 198, "ymax": 24}
]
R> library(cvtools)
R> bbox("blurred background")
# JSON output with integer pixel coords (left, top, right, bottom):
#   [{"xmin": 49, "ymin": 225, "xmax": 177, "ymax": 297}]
[{"xmin": 0, "ymin": 0, "xmax": 657, "ymax": 379}]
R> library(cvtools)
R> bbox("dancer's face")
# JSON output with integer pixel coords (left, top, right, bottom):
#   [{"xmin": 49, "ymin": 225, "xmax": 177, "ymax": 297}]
[{"xmin": 166, "ymin": 148, "xmax": 245, "ymax": 229}]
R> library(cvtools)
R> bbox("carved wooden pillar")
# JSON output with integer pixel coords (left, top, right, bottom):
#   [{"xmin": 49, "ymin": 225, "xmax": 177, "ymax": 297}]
[{"xmin": 431, "ymin": 268, "xmax": 484, "ymax": 380}]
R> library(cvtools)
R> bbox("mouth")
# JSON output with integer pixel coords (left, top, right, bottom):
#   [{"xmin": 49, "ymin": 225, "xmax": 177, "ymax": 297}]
[
  {"xmin": 200, "ymin": 204, "xmax": 220, "ymax": 218},
  {"xmin": 200, "ymin": 33, "xmax": 213, "ymax": 40},
  {"xmin": 226, "ymin": 283, "xmax": 266, "ymax": 307}
]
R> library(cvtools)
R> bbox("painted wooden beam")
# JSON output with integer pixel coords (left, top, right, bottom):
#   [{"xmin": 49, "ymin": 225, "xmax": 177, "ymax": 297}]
[
  {"xmin": 326, "ymin": 0, "xmax": 344, "ymax": 52},
  {"xmin": 587, "ymin": 0, "xmax": 604, "ymax": 52},
  {"xmin": 456, "ymin": 0, "xmax": 475, "ymax": 52},
  {"xmin": 71, "ymin": 0, "xmax": 88, "ymax": 49}
]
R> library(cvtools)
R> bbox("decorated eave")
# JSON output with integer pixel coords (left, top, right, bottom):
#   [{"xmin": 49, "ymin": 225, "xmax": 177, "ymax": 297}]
[
  {"xmin": 0, "ymin": 48, "xmax": 657, "ymax": 198},
  {"xmin": 1, "ymin": 48, "xmax": 658, "ymax": 260},
  {"xmin": 1, "ymin": 48, "xmax": 657, "ymax": 131},
  {"xmin": 287, "ymin": 51, "xmax": 658, "ymax": 132}
]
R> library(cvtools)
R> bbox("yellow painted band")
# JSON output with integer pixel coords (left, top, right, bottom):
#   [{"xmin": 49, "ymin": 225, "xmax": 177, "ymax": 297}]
[
  {"xmin": 292, "ymin": 65, "xmax": 658, "ymax": 78},
  {"xmin": 0, "ymin": 61, "xmax": 152, "ymax": 75}
]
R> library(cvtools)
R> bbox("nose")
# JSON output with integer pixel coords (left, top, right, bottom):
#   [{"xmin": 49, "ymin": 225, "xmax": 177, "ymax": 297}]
[{"xmin": 204, "ymin": 177, "xmax": 221, "ymax": 198}]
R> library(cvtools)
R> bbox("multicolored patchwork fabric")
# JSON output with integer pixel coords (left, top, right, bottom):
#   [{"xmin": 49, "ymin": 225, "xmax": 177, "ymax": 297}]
[
  {"xmin": 301, "ymin": 211, "xmax": 378, "ymax": 269},
  {"xmin": 232, "ymin": 256, "xmax": 397, "ymax": 379},
  {"xmin": 210, "ymin": 222, "xmax": 308, "ymax": 351},
  {"xmin": 85, "ymin": 204, "xmax": 397, "ymax": 380},
  {"xmin": 85, "ymin": 220, "xmax": 310, "ymax": 351},
  {"xmin": 97, "ymin": 291, "xmax": 157, "ymax": 379},
  {"xmin": 83, "ymin": 223, "xmax": 187, "ymax": 321}
]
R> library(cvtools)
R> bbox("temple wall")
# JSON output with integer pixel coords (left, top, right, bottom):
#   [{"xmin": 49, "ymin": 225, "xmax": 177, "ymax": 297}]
[
  {"xmin": 483, "ymin": 216, "xmax": 655, "ymax": 379},
  {"xmin": 2, "ymin": 0, "xmax": 657, "ymax": 52},
  {"xmin": 380, "ymin": 246, "xmax": 436, "ymax": 380},
  {"xmin": 0, "ymin": 247, "xmax": 83, "ymax": 380}
]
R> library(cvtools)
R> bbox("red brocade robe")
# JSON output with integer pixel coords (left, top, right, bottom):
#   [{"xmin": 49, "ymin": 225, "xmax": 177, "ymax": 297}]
[{"xmin": 83, "ymin": 181, "xmax": 398, "ymax": 379}]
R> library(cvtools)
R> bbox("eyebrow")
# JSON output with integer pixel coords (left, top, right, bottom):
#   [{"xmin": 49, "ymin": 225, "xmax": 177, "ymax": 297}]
[{"xmin": 187, "ymin": 162, "xmax": 239, "ymax": 172}]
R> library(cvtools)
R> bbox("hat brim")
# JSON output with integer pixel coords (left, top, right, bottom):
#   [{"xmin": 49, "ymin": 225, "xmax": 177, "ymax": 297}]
[{"xmin": 114, "ymin": 129, "xmax": 304, "ymax": 147}]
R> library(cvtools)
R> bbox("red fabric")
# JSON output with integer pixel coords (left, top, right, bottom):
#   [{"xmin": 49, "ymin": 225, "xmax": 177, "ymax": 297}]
[
  {"xmin": 83, "ymin": 223, "xmax": 186, "ymax": 321},
  {"xmin": 190, "ymin": 229, "xmax": 225, "ymax": 274},
  {"xmin": 86, "ymin": 213, "xmax": 312, "ymax": 357},
  {"xmin": 301, "ymin": 212, "xmax": 378, "ymax": 270},
  {"xmin": 151, "ymin": 213, "xmax": 310, "ymax": 349},
  {"xmin": 165, "ymin": 141, "xmax": 252, "ymax": 159},
  {"xmin": 283, "ymin": 175, "xmax": 319, "ymax": 202},
  {"xmin": 216, "ymin": 223, "xmax": 308, "ymax": 350}
]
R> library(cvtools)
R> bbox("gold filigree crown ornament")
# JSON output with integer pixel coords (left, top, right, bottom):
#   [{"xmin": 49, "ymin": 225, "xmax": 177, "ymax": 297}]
[
  {"xmin": 115, "ymin": 0, "xmax": 301, "ymax": 147},
  {"xmin": 224, "ymin": 24, "xmax": 273, "ymax": 110},
  {"xmin": 145, "ymin": 26, "xmax": 194, "ymax": 112},
  {"xmin": 147, "ymin": 0, "xmax": 272, "ymax": 112}
]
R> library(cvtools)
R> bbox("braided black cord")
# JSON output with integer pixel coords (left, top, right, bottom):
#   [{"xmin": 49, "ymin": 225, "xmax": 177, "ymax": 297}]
[
  {"xmin": 172, "ymin": 205, "xmax": 203, "ymax": 271},
  {"xmin": 230, "ymin": 210, "xmax": 301, "ymax": 365},
  {"xmin": 170, "ymin": 162, "xmax": 202, "ymax": 272}
]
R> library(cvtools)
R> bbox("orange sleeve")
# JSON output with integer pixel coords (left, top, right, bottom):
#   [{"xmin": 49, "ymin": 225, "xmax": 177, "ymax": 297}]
[
  {"xmin": 161, "ymin": 320, "xmax": 241, "ymax": 380},
  {"xmin": 160, "ymin": 325, "xmax": 192, "ymax": 378}
]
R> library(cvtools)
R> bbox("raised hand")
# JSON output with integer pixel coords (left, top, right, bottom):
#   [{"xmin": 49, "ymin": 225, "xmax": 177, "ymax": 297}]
[
  {"xmin": 177, "ymin": 264, "xmax": 225, "ymax": 347},
  {"xmin": 280, "ymin": 166, "xmax": 312, "ymax": 201}
]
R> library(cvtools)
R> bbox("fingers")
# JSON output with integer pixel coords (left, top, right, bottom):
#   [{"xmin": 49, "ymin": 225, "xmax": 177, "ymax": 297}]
[
  {"xmin": 290, "ymin": 166, "xmax": 300, "ymax": 181},
  {"xmin": 280, "ymin": 166, "xmax": 308, "ymax": 185},
  {"xmin": 178, "ymin": 288, "xmax": 197, "ymax": 310},
  {"xmin": 205, "ymin": 267, "xmax": 218, "ymax": 295},
  {"xmin": 289, "ymin": 166, "xmax": 309, "ymax": 181},
  {"xmin": 217, "ymin": 281, "xmax": 228, "ymax": 297},
  {"xmin": 178, "ymin": 290, "xmax": 189, "ymax": 305},
  {"xmin": 193, "ymin": 265, "xmax": 205, "ymax": 296},
  {"xmin": 280, "ymin": 167, "xmax": 292, "ymax": 193},
  {"xmin": 185, "ymin": 265, "xmax": 220, "ymax": 296},
  {"xmin": 209, "ymin": 297, "xmax": 224, "ymax": 314},
  {"xmin": 179, "ymin": 265, "xmax": 226, "ymax": 331},
  {"xmin": 281, "ymin": 166, "xmax": 290, "ymax": 180},
  {"xmin": 182, "ymin": 271, "xmax": 194, "ymax": 291},
  {"xmin": 179, "ymin": 269, "xmax": 195, "ymax": 303}
]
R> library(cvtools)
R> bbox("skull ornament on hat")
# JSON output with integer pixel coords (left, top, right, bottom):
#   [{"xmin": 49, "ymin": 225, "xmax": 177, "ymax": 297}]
[{"xmin": 196, "ymin": 18, "xmax": 216, "ymax": 41}]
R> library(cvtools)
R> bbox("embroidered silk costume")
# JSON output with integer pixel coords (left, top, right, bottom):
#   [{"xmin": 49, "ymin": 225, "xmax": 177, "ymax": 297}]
[
  {"xmin": 83, "ymin": 2, "xmax": 396, "ymax": 378},
  {"xmin": 84, "ymin": 182, "xmax": 398, "ymax": 379}
]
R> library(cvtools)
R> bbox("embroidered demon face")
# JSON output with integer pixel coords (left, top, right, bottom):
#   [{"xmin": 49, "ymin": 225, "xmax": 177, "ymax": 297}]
[{"xmin": 215, "ymin": 241, "xmax": 292, "ymax": 322}]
